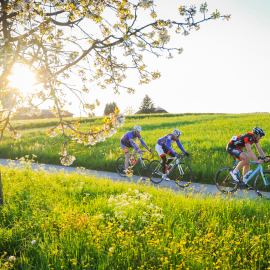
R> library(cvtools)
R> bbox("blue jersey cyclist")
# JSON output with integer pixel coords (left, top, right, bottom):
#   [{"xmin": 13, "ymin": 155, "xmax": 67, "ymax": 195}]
[
  {"xmin": 120, "ymin": 125, "xmax": 151, "ymax": 175},
  {"xmin": 156, "ymin": 129, "xmax": 190, "ymax": 181}
]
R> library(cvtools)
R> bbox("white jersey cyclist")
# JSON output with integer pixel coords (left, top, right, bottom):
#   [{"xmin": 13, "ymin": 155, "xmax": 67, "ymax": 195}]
[
  {"xmin": 156, "ymin": 133, "xmax": 186, "ymax": 157},
  {"xmin": 155, "ymin": 129, "xmax": 190, "ymax": 181}
]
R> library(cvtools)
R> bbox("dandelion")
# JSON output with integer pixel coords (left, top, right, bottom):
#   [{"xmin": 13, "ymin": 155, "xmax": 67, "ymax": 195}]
[{"xmin": 109, "ymin": 247, "xmax": 114, "ymax": 253}]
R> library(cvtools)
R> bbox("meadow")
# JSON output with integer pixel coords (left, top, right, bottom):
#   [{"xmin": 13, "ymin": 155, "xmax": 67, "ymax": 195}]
[
  {"xmin": 9, "ymin": 113, "xmax": 211, "ymax": 130},
  {"xmin": 1, "ymin": 161, "xmax": 270, "ymax": 269},
  {"xmin": 1, "ymin": 113, "xmax": 270, "ymax": 184}
]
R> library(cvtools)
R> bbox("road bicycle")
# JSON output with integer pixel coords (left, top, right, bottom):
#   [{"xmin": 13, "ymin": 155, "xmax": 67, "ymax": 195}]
[
  {"xmin": 115, "ymin": 150, "xmax": 151, "ymax": 177},
  {"xmin": 147, "ymin": 154, "xmax": 193, "ymax": 188},
  {"xmin": 215, "ymin": 156, "xmax": 270, "ymax": 199}
]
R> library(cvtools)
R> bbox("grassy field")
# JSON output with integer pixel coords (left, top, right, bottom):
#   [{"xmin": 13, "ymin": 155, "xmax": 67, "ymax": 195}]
[
  {"xmin": 10, "ymin": 113, "xmax": 214, "ymax": 130},
  {"xmin": 1, "ymin": 161, "xmax": 270, "ymax": 269},
  {"xmin": 1, "ymin": 113, "xmax": 270, "ymax": 184}
]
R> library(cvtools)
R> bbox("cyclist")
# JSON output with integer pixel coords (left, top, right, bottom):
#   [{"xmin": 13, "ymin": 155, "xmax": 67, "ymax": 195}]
[
  {"xmin": 227, "ymin": 127, "xmax": 269, "ymax": 183},
  {"xmin": 155, "ymin": 129, "xmax": 190, "ymax": 181},
  {"xmin": 120, "ymin": 125, "xmax": 151, "ymax": 176}
]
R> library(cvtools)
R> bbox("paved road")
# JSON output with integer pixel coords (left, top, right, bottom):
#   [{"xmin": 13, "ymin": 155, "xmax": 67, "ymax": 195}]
[{"xmin": 0, "ymin": 158, "xmax": 258, "ymax": 198}]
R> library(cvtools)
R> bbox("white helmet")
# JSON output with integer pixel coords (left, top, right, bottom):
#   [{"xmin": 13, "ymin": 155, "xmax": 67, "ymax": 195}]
[
  {"xmin": 173, "ymin": 129, "xmax": 181, "ymax": 137},
  {"xmin": 134, "ymin": 125, "xmax": 142, "ymax": 133}
]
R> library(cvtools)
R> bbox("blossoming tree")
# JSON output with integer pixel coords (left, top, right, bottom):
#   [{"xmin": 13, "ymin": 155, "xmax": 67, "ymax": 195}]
[{"xmin": 0, "ymin": 0, "xmax": 230, "ymax": 166}]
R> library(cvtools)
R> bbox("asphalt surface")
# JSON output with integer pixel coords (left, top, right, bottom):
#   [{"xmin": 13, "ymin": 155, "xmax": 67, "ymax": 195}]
[{"xmin": 0, "ymin": 158, "xmax": 258, "ymax": 198}]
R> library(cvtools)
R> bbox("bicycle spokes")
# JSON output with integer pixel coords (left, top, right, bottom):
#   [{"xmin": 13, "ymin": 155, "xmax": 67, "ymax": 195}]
[
  {"xmin": 215, "ymin": 167, "xmax": 238, "ymax": 194},
  {"xmin": 148, "ymin": 160, "xmax": 164, "ymax": 184},
  {"xmin": 254, "ymin": 171, "xmax": 270, "ymax": 199},
  {"xmin": 173, "ymin": 162, "xmax": 193, "ymax": 188},
  {"xmin": 153, "ymin": 164, "xmax": 162, "ymax": 177}
]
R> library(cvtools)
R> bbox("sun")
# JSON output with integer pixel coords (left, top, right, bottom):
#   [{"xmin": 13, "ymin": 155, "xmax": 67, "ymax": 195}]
[{"xmin": 8, "ymin": 64, "xmax": 36, "ymax": 92}]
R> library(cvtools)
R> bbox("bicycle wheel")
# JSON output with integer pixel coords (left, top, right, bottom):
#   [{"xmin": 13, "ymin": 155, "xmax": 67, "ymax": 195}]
[
  {"xmin": 254, "ymin": 171, "xmax": 270, "ymax": 199},
  {"xmin": 137, "ymin": 158, "xmax": 150, "ymax": 177},
  {"xmin": 115, "ymin": 157, "xmax": 127, "ymax": 177},
  {"xmin": 148, "ymin": 160, "xmax": 163, "ymax": 184},
  {"xmin": 215, "ymin": 167, "xmax": 238, "ymax": 194},
  {"xmin": 173, "ymin": 162, "xmax": 193, "ymax": 188}
]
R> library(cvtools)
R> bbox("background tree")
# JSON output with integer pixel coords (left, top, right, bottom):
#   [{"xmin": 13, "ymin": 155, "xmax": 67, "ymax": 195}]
[
  {"xmin": 0, "ymin": 0, "xmax": 230, "ymax": 165},
  {"xmin": 124, "ymin": 106, "xmax": 135, "ymax": 115},
  {"xmin": 104, "ymin": 102, "xmax": 118, "ymax": 116},
  {"xmin": 139, "ymin": 95, "xmax": 155, "ymax": 114}
]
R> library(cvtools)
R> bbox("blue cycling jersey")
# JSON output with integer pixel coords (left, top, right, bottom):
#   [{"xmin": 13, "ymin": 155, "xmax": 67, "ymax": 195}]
[
  {"xmin": 157, "ymin": 133, "xmax": 186, "ymax": 155},
  {"xmin": 121, "ymin": 130, "xmax": 149, "ymax": 151}
]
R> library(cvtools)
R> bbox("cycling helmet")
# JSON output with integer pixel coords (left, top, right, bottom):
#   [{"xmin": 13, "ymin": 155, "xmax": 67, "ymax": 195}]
[
  {"xmin": 134, "ymin": 125, "xmax": 142, "ymax": 133},
  {"xmin": 253, "ymin": 127, "xmax": 265, "ymax": 137},
  {"xmin": 173, "ymin": 129, "xmax": 181, "ymax": 137}
]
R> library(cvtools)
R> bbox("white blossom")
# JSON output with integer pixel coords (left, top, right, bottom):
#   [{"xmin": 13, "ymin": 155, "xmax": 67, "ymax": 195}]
[
  {"xmin": 60, "ymin": 155, "xmax": 76, "ymax": 166},
  {"xmin": 183, "ymin": 30, "xmax": 190, "ymax": 36},
  {"xmin": 31, "ymin": 240, "xmax": 37, "ymax": 245},
  {"xmin": 9, "ymin": 256, "xmax": 16, "ymax": 262}
]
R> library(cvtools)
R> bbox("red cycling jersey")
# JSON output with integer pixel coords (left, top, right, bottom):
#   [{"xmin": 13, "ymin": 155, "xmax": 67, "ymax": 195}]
[{"xmin": 228, "ymin": 133, "xmax": 258, "ymax": 150}]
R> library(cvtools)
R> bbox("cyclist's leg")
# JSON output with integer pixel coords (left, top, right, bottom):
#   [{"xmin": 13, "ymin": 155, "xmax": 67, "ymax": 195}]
[
  {"xmin": 155, "ymin": 144, "xmax": 166, "ymax": 174},
  {"xmin": 120, "ymin": 141, "xmax": 130, "ymax": 169},
  {"xmin": 239, "ymin": 152, "xmax": 250, "ymax": 177},
  {"xmin": 165, "ymin": 148, "xmax": 175, "ymax": 165},
  {"xmin": 131, "ymin": 148, "xmax": 138, "ymax": 160},
  {"xmin": 226, "ymin": 145, "xmax": 249, "ymax": 177}
]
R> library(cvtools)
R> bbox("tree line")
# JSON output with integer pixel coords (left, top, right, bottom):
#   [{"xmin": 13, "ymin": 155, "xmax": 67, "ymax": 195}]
[{"xmin": 104, "ymin": 95, "xmax": 159, "ymax": 115}]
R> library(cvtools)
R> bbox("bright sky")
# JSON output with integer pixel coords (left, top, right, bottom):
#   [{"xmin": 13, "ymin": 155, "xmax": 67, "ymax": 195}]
[{"xmin": 64, "ymin": 0, "xmax": 270, "ymax": 116}]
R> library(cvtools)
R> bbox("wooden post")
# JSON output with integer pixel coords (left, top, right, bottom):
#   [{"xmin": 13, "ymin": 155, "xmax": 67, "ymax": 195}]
[{"xmin": 0, "ymin": 170, "xmax": 3, "ymax": 205}]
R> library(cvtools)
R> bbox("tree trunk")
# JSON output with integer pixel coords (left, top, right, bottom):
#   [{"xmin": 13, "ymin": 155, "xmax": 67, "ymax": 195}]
[{"xmin": 0, "ymin": 170, "xmax": 3, "ymax": 205}]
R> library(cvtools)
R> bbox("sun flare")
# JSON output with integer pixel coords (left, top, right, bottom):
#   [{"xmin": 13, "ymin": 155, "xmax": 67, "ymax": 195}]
[{"xmin": 8, "ymin": 64, "xmax": 36, "ymax": 92}]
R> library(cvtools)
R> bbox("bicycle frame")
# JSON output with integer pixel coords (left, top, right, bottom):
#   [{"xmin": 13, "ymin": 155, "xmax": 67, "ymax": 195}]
[
  {"xmin": 233, "ymin": 159, "xmax": 269, "ymax": 186},
  {"xmin": 166, "ymin": 156, "xmax": 184, "ymax": 174},
  {"xmin": 132, "ymin": 150, "xmax": 150, "ymax": 168}
]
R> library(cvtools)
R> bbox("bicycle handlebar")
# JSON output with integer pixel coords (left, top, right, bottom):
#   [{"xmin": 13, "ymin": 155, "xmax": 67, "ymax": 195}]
[
  {"xmin": 234, "ymin": 156, "xmax": 270, "ymax": 164},
  {"xmin": 167, "ymin": 153, "xmax": 187, "ymax": 160},
  {"xmin": 136, "ymin": 150, "xmax": 151, "ymax": 156},
  {"xmin": 258, "ymin": 156, "xmax": 270, "ymax": 163}
]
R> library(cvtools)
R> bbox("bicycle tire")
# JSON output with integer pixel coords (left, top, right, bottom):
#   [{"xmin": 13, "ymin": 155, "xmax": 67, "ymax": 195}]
[
  {"xmin": 254, "ymin": 171, "xmax": 270, "ymax": 199},
  {"xmin": 173, "ymin": 162, "xmax": 193, "ymax": 188},
  {"xmin": 137, "ymin": 158, "xmax": 150, "ymax": 177},
  {"xmin": 148, "ymin": 160, "xmax": 163, "ymax": 184},
  {"xmin": 215, "ymin": 167, "xmax": 238, "ymax": 194},
  {"xmin": 115, "ymin": 156, "xmax": 127, "ymax": 177}
]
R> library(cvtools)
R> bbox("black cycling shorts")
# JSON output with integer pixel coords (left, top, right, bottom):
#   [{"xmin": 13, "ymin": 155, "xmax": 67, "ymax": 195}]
[
  {"xmin": 226, "ymin": 144, "xmax": 243, "ymax": 159},
  {"xmin": 121, "ymin": 140, "xmax": 132, "ymax": 148}
]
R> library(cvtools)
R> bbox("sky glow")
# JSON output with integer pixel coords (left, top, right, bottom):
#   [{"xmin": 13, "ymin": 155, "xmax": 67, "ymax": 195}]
[
  {"xmin": 8, "ymin": 64, "xmax": 36, "ymax": 93},
  {"xmin": 59, "ymin": 0, "xmax": 270, "ymax": 116}
]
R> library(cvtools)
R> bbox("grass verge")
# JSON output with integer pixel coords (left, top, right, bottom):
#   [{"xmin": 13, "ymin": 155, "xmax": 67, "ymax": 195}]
[{"xmin": 0, "ymin": 161, "xmax": 270, "ymax": 269}]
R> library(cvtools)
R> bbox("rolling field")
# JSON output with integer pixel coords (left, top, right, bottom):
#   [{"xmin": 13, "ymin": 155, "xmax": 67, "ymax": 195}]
[
  {"xmin": 1, "ymin": 163, "xmax": 270, "ymax": 269},
  {"xmin": 1, "ymin": 113, "xmax": 270, "ymax": 184}
]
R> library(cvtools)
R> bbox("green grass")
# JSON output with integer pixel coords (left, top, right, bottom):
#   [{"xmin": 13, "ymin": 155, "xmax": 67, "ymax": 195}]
[
  {"xmin": 1, "ymin": 161, "xmax": 270, "ymax": 269},
  {"xmin": 1, "ymin": 113, "xmax": 270, "ymax": 184},
  {"xmin": 10, "ymin": 113, "xmax": 222, "ymax": 130}
]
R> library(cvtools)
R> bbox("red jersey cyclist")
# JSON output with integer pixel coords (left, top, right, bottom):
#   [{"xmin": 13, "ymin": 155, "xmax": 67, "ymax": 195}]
[
  {"xmin": 227, "ymin": 127, "xmax": 270, "ymax": 183},
  {"xmin": 155, "ymin": 129, "xmax": 190, "ymax": 181},
  {"xmin": 120, "ymin": 125, "xmax": 151, "ymax": 175}
]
